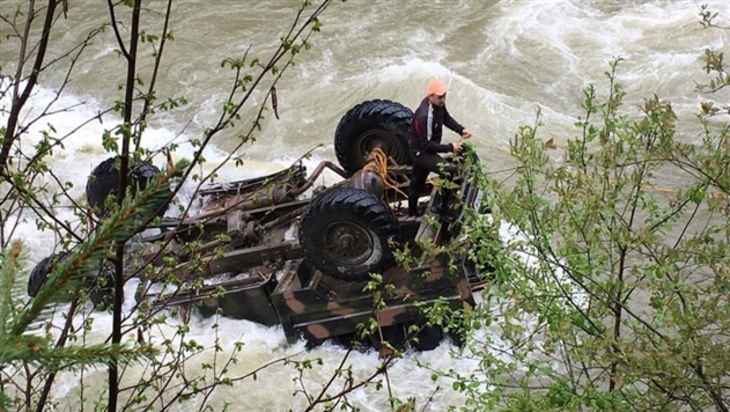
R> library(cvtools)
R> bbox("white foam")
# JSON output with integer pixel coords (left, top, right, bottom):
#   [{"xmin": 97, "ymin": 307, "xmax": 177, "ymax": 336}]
[{"xmin": 479, "ymin": 0, "xmax": 729, "ymax": 89}]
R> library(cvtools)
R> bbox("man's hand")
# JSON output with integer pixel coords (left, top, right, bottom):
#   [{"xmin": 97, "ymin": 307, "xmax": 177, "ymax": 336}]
[
  {"xmin": 461, "ymin": 129, "xmax": 473, "ymax": 139},
  {"xmin": 452, "ymin": 141, "xmax": 463, "ymax": 153}
]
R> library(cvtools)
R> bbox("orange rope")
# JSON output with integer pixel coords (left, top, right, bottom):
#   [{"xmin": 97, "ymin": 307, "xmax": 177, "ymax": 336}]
[{"xmin": 363, "ymin": 148, "xmax": 408, "ymax": 201}]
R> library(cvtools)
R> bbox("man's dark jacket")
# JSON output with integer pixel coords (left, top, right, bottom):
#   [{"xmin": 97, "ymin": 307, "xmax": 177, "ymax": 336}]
[{"xmin": 409, "ymin": 97, "xmax": 464, "ymax": 155}]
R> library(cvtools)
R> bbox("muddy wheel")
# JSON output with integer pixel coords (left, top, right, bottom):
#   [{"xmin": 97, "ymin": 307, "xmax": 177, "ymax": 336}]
[
  {"xmin": 86, "ymin": 157, "xmax": 166, "ymax": 216},
  {"xmin": 304, "ymin": 335, "xmax": 326, "ymax": 350},
  {"xmin": 300, "ymin": 187, "xmax": 399, "ymax": 282},
  {"xmin": 27, "ymin": 252, "xmax": 116, "ymax": 308},
  {"xmin": 335, "ymin": 99, "xmax": 413, "ymax": 176},
  {"xmin": 28, "ymin": 252, "xmax": 68, "ymax": 298},
  {"xmin": 413, "ymin": 324, "xmax": 444, "ymax": 351},
  {"xmin": 371, "ymin": 325, "xmax": 407, "ymax": 351}
]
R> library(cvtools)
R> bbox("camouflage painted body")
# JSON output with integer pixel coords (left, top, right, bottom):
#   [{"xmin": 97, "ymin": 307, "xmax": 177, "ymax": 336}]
[
  {"xmin": 272, "ymin": 257, "xmax": 469, "ymax": 345},
  {"xmin": 144, "ymin": 154, "xmax": 485, "ymax": 346}
]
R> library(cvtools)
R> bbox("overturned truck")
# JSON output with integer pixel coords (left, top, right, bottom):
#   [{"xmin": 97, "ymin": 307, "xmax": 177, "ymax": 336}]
[{"xmin": 29, "ymin": 99, "xmax": 490, "ymax": 349}]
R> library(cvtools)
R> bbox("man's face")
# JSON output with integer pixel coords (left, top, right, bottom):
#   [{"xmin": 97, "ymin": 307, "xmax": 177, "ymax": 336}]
[{"xmin": 428, "ymin": 93, "xmax": 446, "ymax": 107}]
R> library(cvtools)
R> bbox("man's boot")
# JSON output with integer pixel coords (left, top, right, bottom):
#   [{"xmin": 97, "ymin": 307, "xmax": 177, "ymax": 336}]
[{"xmin": 408, "ymin": 196, "xmax": 419, "ymax": 217}]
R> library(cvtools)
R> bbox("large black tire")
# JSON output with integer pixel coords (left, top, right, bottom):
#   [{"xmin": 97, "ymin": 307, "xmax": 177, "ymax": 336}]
[
  {"xmin": 299, "ymin": 187, "xmax": 399, "ymax": 281},
  {"xmin": 27, "ymin": 252, "xmax": 116, "ymax": 308},
  {"xmin": 413, "ymin": 324, "xmax": 445, "ymax": 351},
  {"xmin": 86, "ymin": 157, "xmax": 166, "ymax": 216},
  {"xmin": 334, "ymin": 99, "xmax": 413, "ymax": 176},
  {"xmin": 27, "ymin": 252, "xmax": 67, "ymax": 298}
]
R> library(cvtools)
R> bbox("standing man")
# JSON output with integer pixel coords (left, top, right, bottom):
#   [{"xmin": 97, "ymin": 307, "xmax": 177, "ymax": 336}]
[{"xmin": 408, "ymin": 78, "xmax": 472, "ymax": 216}]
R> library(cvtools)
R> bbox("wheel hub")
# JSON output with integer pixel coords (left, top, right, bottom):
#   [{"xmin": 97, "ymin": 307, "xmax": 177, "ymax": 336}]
[
  {"xmin": 323, "ymin": 221, "xmax": 375, "ymax": 265},
  {"xmin": 357, "ymin": 129, "xmax": 399, "ymax": 163}
]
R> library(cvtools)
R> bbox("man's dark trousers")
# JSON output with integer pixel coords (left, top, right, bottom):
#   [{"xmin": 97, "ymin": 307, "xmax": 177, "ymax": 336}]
[{"xmin": 408, "ymin": 152, "xmax": 455, "ymax": 216}]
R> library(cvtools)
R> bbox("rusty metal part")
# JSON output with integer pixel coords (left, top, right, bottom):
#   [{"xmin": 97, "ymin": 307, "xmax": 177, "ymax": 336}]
[
  {"xmin": 143, "ymin": 160, "xmax": 368, "ymax": 243},
  {"xmin": 140, "ymin": 199, "xmax": 310, "ymax": 245},
  {"xmin": 199, "ymin": 184, "xmax": 292, "ymax": 220},
  {"xmin": 182, "ymin": 160, "xmax": 347, "ymax": 227},
  {"xmin": 347, "ymin": 169, "xmax": 385, "ymax": 199},
  {"xmin": 200, "ymin": 164, "xmax": 306, "ymax": 198},
  {"xmin": 288, "ymin": 160, "xmax": 348, "ymax": 197},
  {"xmin": 207, "ymin": 241, "xmax": 304, "ymax": 275}
]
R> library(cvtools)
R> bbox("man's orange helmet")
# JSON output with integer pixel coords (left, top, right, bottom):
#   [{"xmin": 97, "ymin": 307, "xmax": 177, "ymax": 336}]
[{"xmin": 426, "ymin": 79, "xmax": 448, "ymax": 96}]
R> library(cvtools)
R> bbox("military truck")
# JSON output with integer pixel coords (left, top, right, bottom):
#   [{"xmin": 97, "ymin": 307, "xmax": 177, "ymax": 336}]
[{"xmin": 28, "ymin": 99, "xmax": 490, "ymax": 349}]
